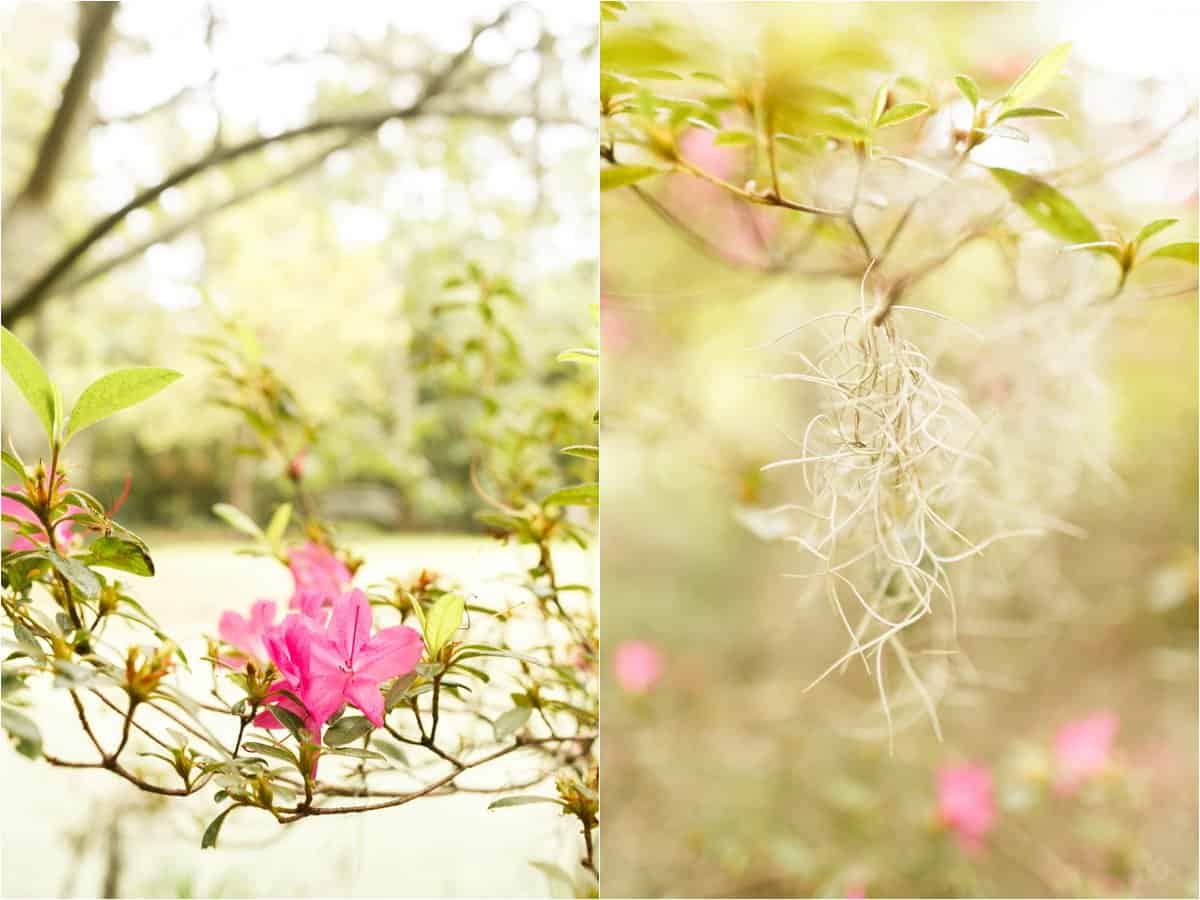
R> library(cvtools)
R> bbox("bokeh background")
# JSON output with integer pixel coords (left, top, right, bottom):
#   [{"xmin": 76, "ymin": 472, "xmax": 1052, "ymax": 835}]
[
  {"xmin": 601, "ymin": 3, "xmax": 1197, "ymax": 898},
  {"xmin": 2, "ymin": 1, "xmax": 595, "ymax": 896}
]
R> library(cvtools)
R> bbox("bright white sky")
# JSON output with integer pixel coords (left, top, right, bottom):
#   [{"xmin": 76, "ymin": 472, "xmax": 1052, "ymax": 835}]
[{"xmin": 4, "ymin": 0, "xmax": 598, "ymax": 303}]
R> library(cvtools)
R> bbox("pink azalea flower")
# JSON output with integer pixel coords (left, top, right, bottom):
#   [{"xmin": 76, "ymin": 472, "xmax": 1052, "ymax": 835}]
[
  {"xmin": 302, "ymin": 589, "xmax": 423, "ymax": 727},
  {"xmin": 257, "ymin": 613, "xmax": 323, "ymax": 731},
  {"xmin": 614, "ymin": 639, "xmax": 664, "ymax": 694},
  {"xmin": 936, "ymin": 762, "xmax": 996, "ymax": 853},
  {"xmin": 288, "ymin": 541, "xmax": 351, "ymax": 615},
  {"xmin": 1054, "ymin": 710, "xmax": 1118, "ymax": 795},
  {"xmin": 2, "ymin": 489, "xmax": 83, "ymax": 551},
  {"xmin": 217, "ymin": 599, "xmax": 277, "ymax": 668}
]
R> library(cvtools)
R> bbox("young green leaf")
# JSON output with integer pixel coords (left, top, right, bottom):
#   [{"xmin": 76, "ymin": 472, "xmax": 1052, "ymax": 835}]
[
  {"xmin": 1, "ymin": 327, "xmax": 57, "ymax": 441},
  {"xmin": 601, "ymin": 165, "xmax": 666, "ymax": 192},
  {"xmin": 712, "ymin": 130, "xmax": 755, "ymax": 146},
  {"xmin": 992, "ymin": 106, "xmax": 1066, "ymax": 124},
  {"xmin": 1000, "ymin": 42, "xmax": 1071, "ymax": 109},
  {"xmin": 1148, "ymin": 241, "xmax": 1198, "ymax": 265},
  {"xmin": 989, "ymin": 168, "xmax": 1100, "ymax": 244},
  {"xmin": 264, "ymin": 503, "xmax": 292, "ymax": 550},
  {"xmin": 66, "ymin": 367, "xmax": 183, "ymax": 440},
  {"xmin": 870, "ymin": 76, "xmax": 895, "ymax": 125},
  {"xmin": 541, "ymin": 482, "xmax": 599, "ymax": 508},
  {"xmin": 560, "ymin": 445, "xmax": 599, "ymax": 460},
  {"xmin": 875, "ymin": 102, "xmax": 930, "ymax": 129},
  {"xmin": 1, "ymin": 450, "xmax": 25, "ymax": 478},
  {"xmin": 953, "ymin": 74, "xmax": 980, "ymax": 108},
  {"xmin": 557, "ymin": 348, "xmax": 599, "ymax": 364},
  {"xmin": 1133, "ymin": 218, "xmax": 1178, "ymax": 247},
  {"xmin": 424, "ymin": 593, "xmax": 465, "ymax": 656},
  {"xmin": 212, "ymin": 503, "xmax": 264, "ymax": 539}
]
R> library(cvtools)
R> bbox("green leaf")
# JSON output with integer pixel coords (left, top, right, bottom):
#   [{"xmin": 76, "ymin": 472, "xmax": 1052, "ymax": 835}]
[
  {"xmin": 384, "ymin": 671, "xmax": 418, "ymax": 710},
  {"xmin": 1, "ymin": 327, "xmax": 57, "ymax": 440},
  {"xmin": 1, "ymin": 450, "xmax": 24, "ymax": 478},
  {"xmin": 488, "ymin": 795, "xmax": 565, "ymax": 810},
  {"xmin": 870, "ymin": 77, "xmax": 895, "ymax": 126},
  {"xmin": 82, "ymin": 536, "xmax": 155, "ymax": 577},
  {"xmin": 2, "ymin": 705, "xmax": 43, "ymax": 758},
  {"xmin": 65, "ymin": 367, "xmax": 182, "ymax": 441},
  {"xmin": 323, "ymin": 715, "xmax": 374, "ymax": 747},
  {"xmin": 323, "ymin": 746, "xmax": 386, "ymax": 761},
  {"xmin": 212, "ymin": 503, "xmax": 263, "ymax": 539},
  {"xmin": 493, "ymin": 706, "xmax": 533, "ymax": 740},
  {"xmin": 712, "ymin": 130, "xmax": 755, "ymax": 146},
  {"xmin": 992, "ymin": 106, "xmax": 1066, "ymax": 124},
  {"xmin": 201, "ymin": 805, "xmax": 238, "ymax": 849},
  {"xmin": 600, "ymin": 165, "xmax": 665, "ymax": 192},
  {"xmin": 530, "ymin": 861, "xmax": 579, "ymax": 898},
  {"xmin": 875, "ymin": 102, "xmax": 930, "ymax": 128},
  {"xmin": 560, "ymin": 445, "xmax": 599, "ymax": 460},
  {"xmin": 264, "ymin": 503, "xmax": 292, "ymax": 550},
  {"xmin": 44, "ymin": 551, "xmax": 100, "ymax": 600},
  {"xmin": 541, "ymin": 483, "xmax": 599, "ymax": 508},
  {"xmin": 270, "ymin": 705, "xmax": 307, "ymax": 741},
  {"xmin": 557, "ymin": 348, "xmax": 598, "ymax": 364},
  {"xmin": 1000, "ymin": 42, "xmax": 1071, "ymax": 109},
  {"xmin": 240, "ymin": 741, "xmax": 298, "ymax": 766},
  {"xmin": 954, "ymin": 74, "xmax": 980, "ymax": 107},
  {"xmin": 800, "ymin": 109, "xmax": 869, "ymax": 141},
  {"xmin": 1134, "ymin": 218, "xmax": 1179, "ymax": 247},
  {"xmin": 989, "ymin": 168, "xmax": 1100, "ymax": 244},
  {"xmin": 424, "ymin": 593, "xmax": 465, "ymax": 656},
  {"xmin": 1061, "ymin": 240, "xmax": 1123, "ymax": 262},
  {"xmin": 1148, "ymin": 241, "xmax": 1199, "ymax": 265}
]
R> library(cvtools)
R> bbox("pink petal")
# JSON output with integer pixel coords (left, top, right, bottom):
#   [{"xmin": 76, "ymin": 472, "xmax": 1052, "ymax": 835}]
[
  {"xmin": 355, "ymin": 626, "xmax": 423, "ymax": 682},
  {"xmin": 327, "ymin": 589, "xmax": 373, "ymax": 661},
  {"xmin": 344, "ymin": 676, "xmax": 386, "ymax": 727},
  {"xmin": 614, "ymin": 640, "xmax": 664, "ymax": 693},
  {"xmin": 302, "ymin": 671, "xmax": 350, "ymax": 727}
]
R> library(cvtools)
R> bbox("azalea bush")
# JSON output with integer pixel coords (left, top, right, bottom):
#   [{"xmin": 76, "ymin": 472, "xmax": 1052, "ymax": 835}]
[
  {"xmin": 601, "ymin": 2, "xmax": 1195, "ymax": 896},
  {"xmin": 2, "ymin": 310, "xmax": 599, "ymax": 894}
]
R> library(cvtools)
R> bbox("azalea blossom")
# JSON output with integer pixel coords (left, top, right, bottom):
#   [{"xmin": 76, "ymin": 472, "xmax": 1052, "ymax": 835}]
[
  {"xmin": 257, "ymin": 613, "xmax": 322, "ymax": 731},
  {"xmin": 2, "ymin": 489, "xmax": 83, "ymax": 551},
  {"xmin": 614, "ymin": 639, "xmax": 664, "ymax": 693},
  {"xmin": 302, "ymin": 589, "xmax": 424, "ymax": 727},
  {"xmin": 217, "ymin": 599, "xmax": 277, "ymax": 668},
  {"xmin": 1053, "ymin": 710, "xmax": 1118, "ymax": 795},
  {"xmin": 288, "ymin": 540, "xmax": 351, "ymax": 615},
  {"xmin": 936, "ymin": 762, "xmax": 996, "ymax": 852}
]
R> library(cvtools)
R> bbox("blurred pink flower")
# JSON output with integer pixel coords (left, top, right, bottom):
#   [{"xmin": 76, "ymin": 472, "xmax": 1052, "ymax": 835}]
[
  {"xmin": 1054, "ymin": 710, "xmax": 1118, "ymax": 795},
  {"xmin": 2, "ymin": 488, "xmax": 83, "ymax": 550},
  {"xmin": 217, "ymin": 599, "xmax": 277, "ymax": 668},
  {"xmin": 600, "ymin": 295, "xmax": 633, "ymax": 355},
  {"xmin": 936, "ymin": 762, "xmax": 996, "ymax": 853},
  {"xmin": 302, "ymin": 589, "xmax": 424, "ymax": 727},
  {"xmin": 288, "ymin": 541, "xmax": 351, "ymax": 615},
  {"xmin": 668, "ymin": 127, "xmax": 779, "ymax": 267},
  {"xmin": 614, "ymin": 639, "xmax": 664, "ymax": 693},
  {"xmin": 845, "ymin": 882, "xmax": 867, "ymax": 899}
]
